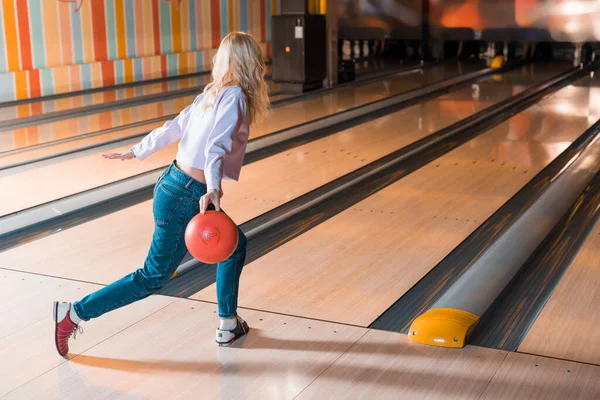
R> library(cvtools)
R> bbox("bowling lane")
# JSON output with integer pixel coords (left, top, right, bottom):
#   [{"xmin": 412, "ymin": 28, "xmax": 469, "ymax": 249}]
[
  {"xmin": 0, "ymin": 73, "xmax": 213, "ymax": 122},
  {"xmin": 518, "ymin": 219, "xmax": 600, "ymax": 365},
  {"xmin": 0, "ymin": 58, "xmax": 397, "ymax": 123},
  {"xmin": 0, "ymin": 61, "xmax": 474, "ymax": 159},
  {"xmin": 192, "ymin": 73, "xmax": 600, "ymax": 327},
  {"xmin": 0, "ymin": 63, "xmax": 561, "ymax": 284},
  {"xmin": 0, "ymin": 61, "xmax": 502, "ymax": 217},
  {"xmin": 0, "ymin": 82, "xmax": 284, "ymax": 158}
]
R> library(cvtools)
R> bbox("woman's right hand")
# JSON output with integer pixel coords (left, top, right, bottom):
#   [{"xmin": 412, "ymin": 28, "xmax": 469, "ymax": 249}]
[
  {"xmin": 199, "ymin": 189, "xmax": 222, "ymax": 214},
  {"xmin": 102, "ymin": 150, "xmax": 136, "ymax": 161}
]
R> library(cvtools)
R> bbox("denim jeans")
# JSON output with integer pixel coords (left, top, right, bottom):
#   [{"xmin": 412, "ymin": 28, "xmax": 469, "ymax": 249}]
[{"xmin": 74, "ymin": 162, "xmax": 247, "ymax": 320}]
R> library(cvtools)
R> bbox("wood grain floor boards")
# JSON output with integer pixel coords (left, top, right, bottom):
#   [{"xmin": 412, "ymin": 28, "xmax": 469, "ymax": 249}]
[
  {"xmin": 0, "ymin": 269, "xmax": 174, "ymax": 398},
  {"xmin": 518, "ymin": 221, "xmax": 600, "ymax": 365},
  {"xmin": 0, "ymin": 79, "xmax": 509, "ymax": 284},
  {"xmin": 192, "ymin": 80, "xmax": 598, "ymax": 327}
]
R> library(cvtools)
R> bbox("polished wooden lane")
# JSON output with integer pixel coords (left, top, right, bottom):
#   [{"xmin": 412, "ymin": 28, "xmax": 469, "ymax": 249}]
[
  {"xmin": 0, "ymin": 269, "xmax": 175, "ymax": 397},
  {"xmin": 0, "ymin": 74, "xmax": 213, "ymax": 122},
  {"xmin": 0, "ymin": 270, "xmax": 365, "ymax": 399},
  {"xmin": 0, "ymin": 64, "xmax": 564, "ymax": 219},
  {"xmin": 2, "ymin": 272, "xmax": 598, "ymax": 399},
  {"xmin": 193, "ymin": 77, "xmax": 600, "ymax": 327},
  {"xmin": 0, "ymin": 66, "xmax": 554, "ymax": 284},
  {"xmin": 0, "ymin": 61, "xmax": 481, "ymax": 156},
  {"xmin": 479, "ymin": 352, "xmax": 600, "ymax": 399},
  {"xmin": 518, "ymin": 220, "xmax": 600, "ymax": 365},
  {"xmin": 300, "ymin": 331, "xmax": 600, "ymax": 399}
]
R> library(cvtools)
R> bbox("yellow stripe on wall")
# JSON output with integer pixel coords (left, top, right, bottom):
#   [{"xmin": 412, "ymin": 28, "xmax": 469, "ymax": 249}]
[
  {"xmin": 228, "ymin": 0, "xmax": 234, "ymax": 34},
  {"xmin": 115, "ymin": 0, "xmax": 127, "ymax": 59},
  {"xmin": 3, "ymin": 0, "xmax": 20, "ymax": 72},
  {"xmin": 14, "ymin": 71, "xmax": 29, "ymax": 100},
  {"xmin": 142, "ymin": 1, "xmax": 154, "ymax": 56},
  {"xmin": 171, "ymin": 2, "xmax": 182, "ymax": 53},
  {"xmin": 80, "ymin": 3, "xmax": 94, "ymax": 63},
  {"xmin": 124, "ymin": 58, "xmax": 134, "ymax": 83},
  {"xmin": 202, "ymin": 0, "xmax": 211, "ymax": 50},
  {"xmin": 90, "ymin": 61, "xmax": 102, "ymax": 88},
  {"xmin": 180, "ymin": 1, "xmax": 190, "ymax": 51},
  {"xmin": 46, "ymin": 2, "xmax": 63, "ymax": 68}
]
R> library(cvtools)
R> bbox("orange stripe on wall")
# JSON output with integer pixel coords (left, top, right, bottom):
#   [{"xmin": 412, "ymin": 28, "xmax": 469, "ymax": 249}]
[
  {"xmin": 28, "ymin": 69, "xmax": 41, "ymax": 98},
  {"xmin": 124, "ymin": 58, "xmax": 134, "ymax": 83},
  {"xmin": 179, "ymin": 53, "xmax": 188, "ymax": 74},
  {"xmin": 15, "ymin": 0, "xmax": 33, "ymax": 70},
  {"xmin": 91, "ymin": 0, "xmax": 108, "ymax": 61},
  {"xmin": 260, "ymin": 0, "xmax": 266, "ymax": 42},
  {"xmin": 210, "ymin": 0, "xmax": 221, "ymax": 49},
  {"xmin": 14, "ymin": 71, "xmax": 29, "ymax": 101},
  {"xmin": 58, "ymin": 4, "xmax": 74, "ymax": 66},
  {"xmin": 180, "ymin": 1, "xmax": 190, "ymax": 51},
  {"xmin": 3, "ymin": 0, "xmax": 20, "ymax": 72},
  {"xmin": 152, "ymin": 0, "xmax": 161, "ymax": 55},
  {"xmin": 171, "ymin": 1, "xmax": 182, "ymax": 53},
  {"xmin": 115, "ymin": 0, "xmax": 127, "ymax": 59},
  {"xmin": 101, "ymin": 61, "xmax": 115, "ymax": 87},
  {"xmin": 70, "ymin": 65, "xmax": 82, "ymax": 93}
]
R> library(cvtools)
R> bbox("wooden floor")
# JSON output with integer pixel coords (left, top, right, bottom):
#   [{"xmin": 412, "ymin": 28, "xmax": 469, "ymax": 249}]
[
  {"xmin": 519, "ymin": 219, "xmax": 600, "ymax": 365},
  {"xmin": 1, "ymin": 269, "xmax": 599, "ymax": 399},
  {"xmin": 0, "ymin": 66, "xmax": 550, "ymax": 284},
  {"xmin": 0, "ymin": 62, "xmax": 493, "ymax": 218},
  {"xmin": 193, "ymin": 77, "xmax": 597, "ymax": 327},
  {"xmin": 0, "ymin": 74, "xmax": 213, "ymax": 122},
  {"xmin": 0, "ymin": 62, "xmax": 470, "ymax": 156},
  {"xmin": 2, "ymin": 62, "xmax": 599, "ymax": 399}
]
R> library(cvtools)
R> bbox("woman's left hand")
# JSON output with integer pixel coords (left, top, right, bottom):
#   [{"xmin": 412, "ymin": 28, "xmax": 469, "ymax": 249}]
[{"xmin": 199, "ymin": 189, "xmax": 222, "ymax": 214}]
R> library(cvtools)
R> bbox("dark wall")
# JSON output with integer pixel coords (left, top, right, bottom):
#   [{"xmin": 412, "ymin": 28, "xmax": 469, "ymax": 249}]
[
  {"xmin": 339, "ymin": 0, "xmax": 600, "ymax": 43},
  {"xmin": 338, "ymin": 0, "xmax": 423, "ymax": 40}
]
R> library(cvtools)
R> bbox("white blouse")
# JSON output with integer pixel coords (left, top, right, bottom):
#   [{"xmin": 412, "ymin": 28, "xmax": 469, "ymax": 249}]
[{"xmin": 131, "ymin": 86, "xmax": 250, "ymax": 192}]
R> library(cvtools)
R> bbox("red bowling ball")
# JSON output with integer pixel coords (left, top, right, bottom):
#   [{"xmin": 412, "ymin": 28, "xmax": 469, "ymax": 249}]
[{"xmin": 184, "ymin": 211, "xmax": 239, "ymax": 264}]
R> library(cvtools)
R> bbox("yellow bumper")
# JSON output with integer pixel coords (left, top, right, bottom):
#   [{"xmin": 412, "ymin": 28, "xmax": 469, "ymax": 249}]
[{"xmin": 408, "ymin": 308, "xmax": 480, "ymax": 348}]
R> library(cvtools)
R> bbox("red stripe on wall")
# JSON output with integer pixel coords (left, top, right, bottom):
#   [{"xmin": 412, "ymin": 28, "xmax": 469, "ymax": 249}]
[
  {"xmin": 29, "ymin": 69, "xmax": 42, "ymax": 115},
  {"xmin": 101, "ymin": 61, "xmax": 116, "ymax": 88},
  {"xmin": 91, "ymin": 1, "xmax": 108, "ymax": 61},
  {"xmin": 210, "ymin": 0, "xmax": 221, "ymax": 49},
  {"xmin": 152, "ymin": 0, "xmax": 161, "ymax": 55},
  {"xmin": 260, "ymin": 0, "xmax": 266, "ymax": 42},
  {"xmin": 29, "ymin": 69, "xmax": 41, "ymax": 97},
  {"xmin": 161, "ymin": 55, "xmax": 167, "ymax": 78},
  {"xmin": 15, "ymin": 0, "xmax": 33, "ymax": 70}
]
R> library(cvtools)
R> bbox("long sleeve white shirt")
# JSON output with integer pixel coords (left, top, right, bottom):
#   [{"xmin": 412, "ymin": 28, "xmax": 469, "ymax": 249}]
[{"xmin": 131, "ymin": 86, "xmax": 250, "ymax": 192}]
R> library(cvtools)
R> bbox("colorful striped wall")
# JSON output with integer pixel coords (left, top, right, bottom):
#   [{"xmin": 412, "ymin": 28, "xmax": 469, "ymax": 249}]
[{"xmin": 0, "ymin": 0, "xmax": 280, "ymax": 102}]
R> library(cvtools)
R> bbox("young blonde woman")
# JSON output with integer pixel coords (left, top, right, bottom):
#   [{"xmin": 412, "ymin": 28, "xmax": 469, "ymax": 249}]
[{"xmin": 53, "ymin": 32, "xmax": 270, "ymax": 356}]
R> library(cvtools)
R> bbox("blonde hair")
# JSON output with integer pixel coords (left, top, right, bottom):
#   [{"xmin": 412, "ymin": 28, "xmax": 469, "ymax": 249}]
[{"xmin": 202, "ymin": 32, "xmax": 270, "ymax": 124}]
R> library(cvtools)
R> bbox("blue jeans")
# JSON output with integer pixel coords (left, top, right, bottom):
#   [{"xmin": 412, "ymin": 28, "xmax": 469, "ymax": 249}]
[{"xmin": 74, "ymin": 162, "xmax": 247, "ymax": 320}]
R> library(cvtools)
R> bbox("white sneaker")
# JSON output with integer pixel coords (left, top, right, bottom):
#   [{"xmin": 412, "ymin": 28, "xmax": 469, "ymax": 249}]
[{"xmin": 215, "ymin": 316, "xmax": 249, "ymax": 347}]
